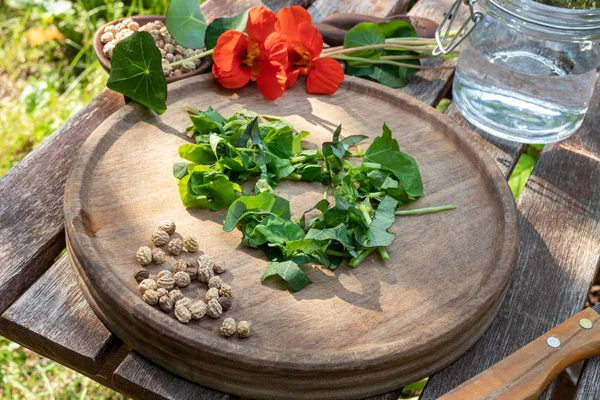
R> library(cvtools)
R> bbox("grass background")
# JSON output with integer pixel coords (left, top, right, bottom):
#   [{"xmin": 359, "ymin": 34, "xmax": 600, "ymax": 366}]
[{"xmin": 0, "ymin": 0, "xmax": 536, "ymax": 398}]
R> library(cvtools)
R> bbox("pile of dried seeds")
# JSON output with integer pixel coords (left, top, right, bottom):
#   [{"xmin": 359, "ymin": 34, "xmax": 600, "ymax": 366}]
[
  {"xmin": 101, "ymin": 19, "xmax": 204, "ymax": 77},
  {"xmin": 134, "ymin": 220, "xmax": 251, "ymax": 338}
]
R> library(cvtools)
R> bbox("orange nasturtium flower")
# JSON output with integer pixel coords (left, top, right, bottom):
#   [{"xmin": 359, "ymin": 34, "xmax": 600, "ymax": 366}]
[
  {"xmin": 212, "ymin": 6, "xmax": 289, "ymax": 101},
  {"xmin": 275, "ymin": 6, "xmax": 344, "ymax": 95}
]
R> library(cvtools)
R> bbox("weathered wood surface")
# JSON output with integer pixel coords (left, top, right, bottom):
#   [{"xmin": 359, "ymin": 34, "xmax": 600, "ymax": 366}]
[
  {"xmin": 439, "ymin": 307, "xmax": 600, "ymax": 399},
  {"xmin": 0, "ymin": 89, "xmax": 126, "ymax": 316},
  {"xmin": 0, "ymin": 254, "xmax": 121, "ymax": 374},
  {"xmin": 64, "ymin": 74, "xmax": 516, "ymax": 399},
  {"xmin": 445, "ymin": 103, "xmax": 524, "ymax": 178},
  {"xmin": 576, "ymin": 358, "xmax": 600, "ymax": 399},
  {"xmin": 422, "ymin": 81, "xmax": 600, "ymax": 400},
  {"xmin": 114, "ymin": 352, "xmax": 237, "ymax": 400}
]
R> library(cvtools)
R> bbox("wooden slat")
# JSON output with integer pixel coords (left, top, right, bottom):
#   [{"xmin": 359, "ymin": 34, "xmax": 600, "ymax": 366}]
[
  {"xmin": 0, "ymin": 254, "xmax": 121, "ymax": 374},
  {"xmin": 445, "ymin": 103, "xmax": 523, "ymax": 178},
  {"xmin": 575, "ymin": 358, "xmax": 600, "ymax": 399},
  {"xmin": 114, "ymin": 352, "xmax": 238, "ymax": 400},
  {"xmin": 0, "ymin": 89, "xmax": 126, "ymax": 315},
  {"xmin": 422, "ymin": 81, "xmax": 600, "ymax": 400},
  {"xmin": 308, "ymin": 0, "xmax": 407, "ymax": 21}
]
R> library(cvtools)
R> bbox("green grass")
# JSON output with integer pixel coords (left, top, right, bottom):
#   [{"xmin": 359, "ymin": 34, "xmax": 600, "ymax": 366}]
[{"xmin": 0, "ymin": 1, "xmax": 165, "ymax": 397}]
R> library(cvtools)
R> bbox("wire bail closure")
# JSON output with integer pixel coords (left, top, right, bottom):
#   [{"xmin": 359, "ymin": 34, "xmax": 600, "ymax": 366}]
[{"xmin": 433, "ymin": 0, "xmax": 483, "ymax": 56}]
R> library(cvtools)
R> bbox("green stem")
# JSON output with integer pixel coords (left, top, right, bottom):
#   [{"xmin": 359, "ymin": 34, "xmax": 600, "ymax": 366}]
[
  {"xmin": 395, "ymin": 205, "xmax": 457, "ymax": 215},
  {"xmin": 358, "ymin": 204, "xmax": 373, "ymax": 225},
  {"xmin": 349, "ymin": 247, "xmax": 376, "ymax": 268},
  {"xmin": 329, "ymin": 54, "xmax": 455, "ymax": 70},
  {"xmin": 378, "ymin": 247, "xmax": 390, "ymax": 260},
  {"xmin": 321, "ymin": 44, "xmax": 439, "ymax": 57},
  {"xmin": 165, "ymin": 48, "xmax": 214, "ymax": 68},
  {"xmin": 368, "ymin": 191, "xmax": 386, "ymax": 198},
  {"xmin": 380, "ymin": 54, "xmax": 437, "ymax": 60},
  {"xmin": 184, "ymin": 104, "xmax": 199, "ymax": 114},
  {"xmin": 326, "ymin": 249, "xmax": 352, "ymax": 257},
  {"xmin": 283, "ymin": 173, "xmax": 303, "ymax": 181},
  {"xmin": 323, "ymin": 185, "xmax": 330, "ymax": 200}
]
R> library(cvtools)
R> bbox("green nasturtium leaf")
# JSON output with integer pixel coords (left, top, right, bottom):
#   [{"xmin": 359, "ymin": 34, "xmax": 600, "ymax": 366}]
[
  {"xmin": 166, "ymin": 0, "xmax": 208, "ymax": 49},
  {"xmin": 205, "ymin": 10, "xmax": 248, "ymax": 50},
  {"xmin": 107, "ymin": 32, "xmax": 167, "ymax": 114},
  {"xmin": 173, "ymin": 162, "xmax": 190, "ymax": 179},
  {"xmin": 343, "ymin": 22, "xmax": 386, "ymax": 68},
  {"xmin": 365, "ymin": 124, "xmax": 423, "ymax": 198},
  {"xmin": 346, "ymin": 64, "xmax": 408, "ymax": 88},
  {"xmin": 261, "ymin": 260, "xmax": 312, "ymax": 292},
  {"xmin": 379, "ymin": 20, "xmax": 417, "ymax": 39},
  {"xmin": 364, "ymin": 195, "xmax": 398, "ymax": 247},
  {"xmin": 224, "ymin": 192, "xmax": 291, "ymax": 231}
]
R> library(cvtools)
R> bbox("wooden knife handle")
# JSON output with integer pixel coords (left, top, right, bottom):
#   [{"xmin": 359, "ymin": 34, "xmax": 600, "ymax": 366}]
[{"xmin": 439, "ymin": 308, "xmax": 600, "ymax": 400}]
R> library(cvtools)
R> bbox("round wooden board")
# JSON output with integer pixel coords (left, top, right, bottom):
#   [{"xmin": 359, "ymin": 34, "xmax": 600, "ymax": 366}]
[{"xmin": 65, "ymin": 75, "xmax": 518, "ymax": 400}]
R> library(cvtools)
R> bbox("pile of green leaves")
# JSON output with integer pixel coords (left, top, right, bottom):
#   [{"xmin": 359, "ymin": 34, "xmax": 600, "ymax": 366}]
[
  {"xmin": 343, "ymin": 21, "xmax": 421, "ymax": 88},
  {"xmin": 175, "ymin": 107, "xmax": 426, "ymax": 292}
]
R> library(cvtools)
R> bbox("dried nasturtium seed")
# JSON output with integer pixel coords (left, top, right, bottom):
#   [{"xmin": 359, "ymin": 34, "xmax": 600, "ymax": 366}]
[
  {"xmin": 174, "ymin": 303, "xmax": 192, "ymax": 323},
  {"xmin": 220, "ymin": 317, "xmax": 236, "ymax": 337},
  {"xmin": 174, "ymin": 271, "xmax": 191, "ymax": 288},
  {"xmin": 152, "ymin": 248, "xmax": 166, "ymax": 264},
  {"xmin": 213, "ymin": 260, "xmax": 226, "ymax": 274},
  {"xmin": 208, "ymin": 276, "xmax": 223, "ymax": 289},
  {"xmin": 172, "ymin": 259, "xmax": 188, "ymax": 274},
  {"xmin": 169, "ymin": 289, "xmax": 183, "ymax": 303},
  {"xmin": 151, "ymin": 230, "xmax": 170, "ymax": 246},
  {"xmin": 158, "ymin": 220, "xmax": 176, "ymax": 235},
  {"xmin": 176, "ymin": 298, "xmax": 192, "ymax": 309},
  {"xmin": 237, "ymin": 321, "xmax": 252, "ymax": 338},
  {"xmin": 219, "ymin": 284, "xmax": 233, "ymax": 299},
  {"xmin": 143, "ymin": 289, "xmax": 159, "ymax": 305},
  {"xmin": 198, "ymin": 254, "xmax": 213, "ymax": 270},
  {"xmin": 136, "ymin": 246, "xmax": 152, "ymax": 266},
  {"xmin": 198, "ymin": 265, "xmax": 214, "ymax": 284},
  {"xmin": 168, "ymin": 238, "xmax": 184, "ymax": 255},
  {"xmin": 184, "ymin": 235, "xmax": 199, "ymax": 253},
  {"xmin": 157, "ymin": 270, "xmax": 173, "ymax": 279},
  {"xmin": 156, "ymin": 288, "xmax": 168, "ymax": 298},
  {"xmin": 206, "ymin": 298, "xmax": 223, "ymax": 318},
  {"xmin": 189, "ymin": 301, "xmax": 207, "ymax": 320},
  {"xmin": 159, "ymin": 295, "xmax": 174, "ymax": 312},
  {"xmin": 157, "ymin": 275, "xmax": 175, "ymax": 290},
  {"xmin": 134, "ymin": 268, "xmax": 149, "ymax": 283},
  {"xmin": 218, "ymin": 297, "xmax": 232, "ymax": 312},
  {"xmin": 186, "ymin": 267, "xmax": 198, "ymax": 280},
  {"xmin": 205, "ymin": 287, "xmax": 219, "ymax": 302},
  {"xmin": 138, "ymin": 279, "xmax": 157, "ymax": 294}
]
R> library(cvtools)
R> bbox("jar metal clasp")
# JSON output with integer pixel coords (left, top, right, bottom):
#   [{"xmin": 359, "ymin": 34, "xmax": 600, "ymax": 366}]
[{"xmin": 433, "ymin": 0, "xmax": 484, "ymax": 56}]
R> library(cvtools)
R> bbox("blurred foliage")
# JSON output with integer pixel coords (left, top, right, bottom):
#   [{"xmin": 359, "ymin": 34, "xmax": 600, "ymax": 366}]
[
  {"xmin": 0, "ymin": 0, "xmax": 167, "ymax": 175},
  {"xmin": 0, "ymin": 336, "xmax": 127, "ymax": 399},
  {"xmin": 0, "ymin": 3, "xmax": 163, "ymax": 397}
]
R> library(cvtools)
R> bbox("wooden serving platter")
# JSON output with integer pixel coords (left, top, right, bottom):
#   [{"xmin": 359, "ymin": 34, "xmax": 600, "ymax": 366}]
[{"xmin": 64, "ymin": 75, "xmax": 518, "ymax": 400}]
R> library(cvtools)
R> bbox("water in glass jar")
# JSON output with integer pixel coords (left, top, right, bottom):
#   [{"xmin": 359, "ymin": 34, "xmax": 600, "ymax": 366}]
[{"xmin": 453, "ymin": 37, "xmax": 598, "ymax": 143}]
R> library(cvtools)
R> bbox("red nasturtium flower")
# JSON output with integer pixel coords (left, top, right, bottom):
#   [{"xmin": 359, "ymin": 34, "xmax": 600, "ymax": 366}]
[
  {"xmin": 212, "ymin": 6, "xmax": 288, "ymax": 100},
  {"xmin": 275, "ymin": 6, "xmax": 344, "ymax": 95}
]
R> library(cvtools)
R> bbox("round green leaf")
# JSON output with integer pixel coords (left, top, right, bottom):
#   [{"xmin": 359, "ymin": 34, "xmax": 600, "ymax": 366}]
[
  {"xmin": 166, "ymin": 0, "xmax": 207, "ymax": 49},
  {"xmin": 205, "ymin": 10, "xmax": 249, "ymax": 50},
  {"xmin": 107, "ymin": 32, "xmax": 167, "ymax": 114},
  {"xmin": 343, "ymin": 22, "xmax": 386, "ymax": 68},
  {"xmin": 379, "ymin": 20, "xmax": 417, "ymax": 39}
]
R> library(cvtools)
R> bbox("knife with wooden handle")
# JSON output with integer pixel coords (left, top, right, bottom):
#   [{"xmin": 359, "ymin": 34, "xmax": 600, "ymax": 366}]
[{"xmin": 439, "ymin": 304, "xmax": 600, "ymax": 400}]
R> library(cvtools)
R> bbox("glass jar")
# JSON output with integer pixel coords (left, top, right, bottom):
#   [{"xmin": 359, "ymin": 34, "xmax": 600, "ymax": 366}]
[{"xmin": 438, "ymin": 0, "xmax": 600, "ymax": 143}]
